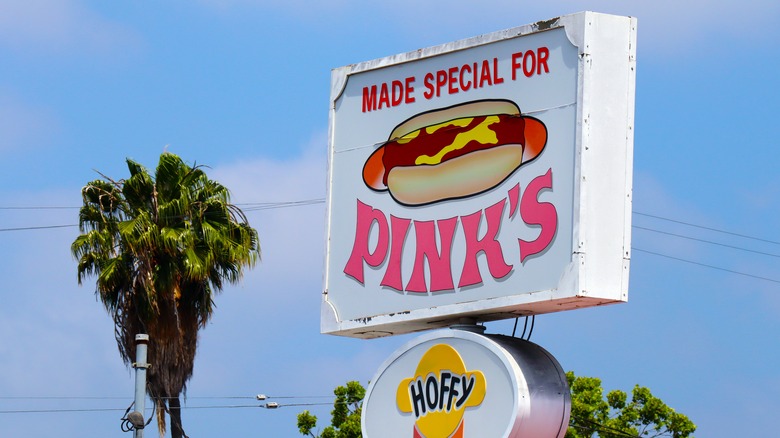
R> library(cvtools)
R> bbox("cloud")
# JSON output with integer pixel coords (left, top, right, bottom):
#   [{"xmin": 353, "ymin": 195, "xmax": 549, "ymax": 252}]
[
  {"xmin": 0, "ymin": 186, "xmax": 131, "ymax": 438},
  {"xmin": 178, "ymin": 137, "xmax": 408, "ymax": 435},
  {"xmin": 210, "ymin": 131, "xmax": 328, "ymax": 291},
  {"xmin": 0, "ymin": 0, "xmax": 140, "ymax": 56}
]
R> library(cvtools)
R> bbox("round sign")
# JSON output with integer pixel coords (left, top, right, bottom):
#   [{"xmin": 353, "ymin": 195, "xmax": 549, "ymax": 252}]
[{"xmin": 362, "ymin": 329, "xmax": 570, "ymax": 438}]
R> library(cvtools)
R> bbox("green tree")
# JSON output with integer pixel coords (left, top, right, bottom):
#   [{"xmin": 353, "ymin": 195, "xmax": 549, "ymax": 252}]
[
  {"xmin": 72, "ymin": 153, "xmax": 260, "ymax": 438},
  {"xmin": 566, "ymin": 372, "xmax": 696, "ymax": 438},
  {"xmin": 298, "ymin": 381, "xmax": 365, "ymax": 438},
  {"xmin": 301, "ymin": 375, "xmax": 695, "ymax": 438}
]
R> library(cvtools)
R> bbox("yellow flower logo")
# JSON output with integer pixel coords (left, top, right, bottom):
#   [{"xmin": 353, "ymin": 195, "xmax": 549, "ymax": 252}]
[{"xmin": 396, "ymin": 344, "xmax": 486, "ymax": 438}]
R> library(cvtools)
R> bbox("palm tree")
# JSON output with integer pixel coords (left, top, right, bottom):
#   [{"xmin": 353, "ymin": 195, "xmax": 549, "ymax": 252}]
[{"xmin": 72, "ymin": 153, "xmax": 260, "ymax": 438}]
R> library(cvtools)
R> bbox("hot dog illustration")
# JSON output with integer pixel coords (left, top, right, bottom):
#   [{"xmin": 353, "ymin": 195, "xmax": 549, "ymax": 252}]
[{"xmin": 362, "ymin": 99, "xmax": 547, "ymax": 206}]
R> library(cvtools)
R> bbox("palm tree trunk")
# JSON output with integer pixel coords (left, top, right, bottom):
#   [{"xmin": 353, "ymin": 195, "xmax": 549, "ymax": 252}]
[{"xmin": 169, "ymin": 396, "xmax": 185, "ymax": 438}]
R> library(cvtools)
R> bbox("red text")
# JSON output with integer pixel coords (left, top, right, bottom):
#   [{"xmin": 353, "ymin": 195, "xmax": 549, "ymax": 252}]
[
  {"xmin": 422, "ymin": 57, "xmax": 505, "ymax": 99},
  {"xmin": 359, "ymin": 46, "xmax": 551, "ymax": 113},
  {"xmin": 511, "ymin": 47, "xmax": 550, "ymax": 80},
  {"xmin": 362, "ymin": 77, "xmax": 416, "ymax": 112}
]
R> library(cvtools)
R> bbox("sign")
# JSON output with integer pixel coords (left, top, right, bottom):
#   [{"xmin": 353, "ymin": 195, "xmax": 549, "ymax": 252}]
[
  {"xmin": 362, "ymin": 329, "xmax": 570, "ymax": 437},
  {"xmin": 324, "ymin": 12, "xmax": 637, "ymax": 338}
]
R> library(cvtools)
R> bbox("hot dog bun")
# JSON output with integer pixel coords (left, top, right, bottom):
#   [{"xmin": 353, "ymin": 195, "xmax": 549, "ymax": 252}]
[
  {"xmin": 363, "ymin": 99, "xmax": 547, "ymax": 206},
  {"xmin": 387, "ymin": 143, "xmax": 525, "ymax": 205}
]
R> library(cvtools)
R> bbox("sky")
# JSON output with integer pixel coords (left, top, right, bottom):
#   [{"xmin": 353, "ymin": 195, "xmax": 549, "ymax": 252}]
[{"xmin": 0, "ymin": 0, "xmax": 779, "ymax": 437}]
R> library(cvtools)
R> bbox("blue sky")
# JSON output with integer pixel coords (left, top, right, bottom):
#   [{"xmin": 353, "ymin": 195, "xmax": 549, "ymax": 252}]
[{"xmin": 1, "ymin": 1, "xmax": 779, "ymax": 436}]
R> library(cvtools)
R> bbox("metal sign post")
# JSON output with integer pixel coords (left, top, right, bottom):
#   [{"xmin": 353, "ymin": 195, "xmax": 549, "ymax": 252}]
[{"xmin": 132, "ymin": 334, "xmax": 150, "ymax": 438}]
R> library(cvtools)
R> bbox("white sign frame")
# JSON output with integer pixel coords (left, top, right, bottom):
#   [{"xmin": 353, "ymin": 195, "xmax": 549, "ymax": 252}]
[{"xmin": 323, "ymin": 11, "xmax": 637, "ymax": 338}]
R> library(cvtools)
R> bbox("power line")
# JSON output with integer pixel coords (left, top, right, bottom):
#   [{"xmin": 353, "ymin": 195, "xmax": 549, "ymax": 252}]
[
  {"xmin": 571, "ymin": 415, "xmax": 642, "ymax": 438},
  {"xmin": 1, "ymin": 205, "xmax": 775, "ymax": 249},
  {"xmin": 0, "ymin": 199, "xmax": 326, "ymax": 212},
  {"xmin": 0, "ymin": 401, "xmax": 343, "ymax": 415},
  {"xmin": 0, "ymin": 204, "xmax": 777, "ymax": 286},
  {"xmin": 0, "ymin": 396, "xmax": 127, "ymax": 400},
  {"xmin": 633, "ymin": 225, "xmax": 780, "ymax": 258},
  {"xmin": 0, "ymin": 395, "xmax": 333, "ymax": 401},
  {"xmin": 239, "ymin": 199, "xmax": 325, "ymax": 211},
  {"xmin": 0, "ymin": 199, "xmax": 327, "ymax": 232},
  {"xmin": 0, "ymin": 407, "xmax": 128, "ymax": 414},
  {"xmin": 634, "ymin": 211, "xmax": 780, "ymax": 246},
  {"xmin": 0, "ymin": 224, "xmax": 77, "ymax": 232},
  {"xmin": 0, "ymin": 206, "xmax": 79, "ymax": 210},
  {"xmin": 0, "ymin": 406, "xmax": 261, "ymax": 414},
  {"xmin": 634, "ymin": 248, "xmax": 780, "ymax": 284}
]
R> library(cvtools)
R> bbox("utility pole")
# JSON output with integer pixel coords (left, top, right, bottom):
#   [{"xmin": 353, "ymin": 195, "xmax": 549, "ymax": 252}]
[{"xmin": 132, "ymin": 334, "xmax": 150, "ymax": 438}]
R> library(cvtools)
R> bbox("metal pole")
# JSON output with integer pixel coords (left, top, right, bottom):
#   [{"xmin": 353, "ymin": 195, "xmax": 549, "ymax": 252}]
[
  {"xmin": 449, "ymin": 317, "xmax": 486, "ymax": 334},
  {"xmin": 133, "ymin": 334, "xmax": 150, "ymax": 438}
]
